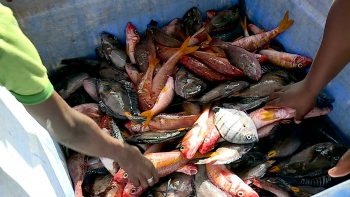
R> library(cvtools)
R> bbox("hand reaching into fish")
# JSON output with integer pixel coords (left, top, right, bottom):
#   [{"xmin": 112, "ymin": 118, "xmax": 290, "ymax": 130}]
[
  {"xmin": 329, "ymin": 149, "xmax": 350, "ymax": 178},
  {"xmin": 117, "ymin": 143, "xmax": 159, "ymax": 189},
  {"xmin": 264, "ymin": 80, "xmax": 317, "ymax": 124}
]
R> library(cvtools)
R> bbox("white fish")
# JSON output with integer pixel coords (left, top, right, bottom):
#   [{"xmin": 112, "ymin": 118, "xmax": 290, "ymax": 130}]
[{"xmin": 213, "ymin": 107, "xmax": 258, "ymax": 144}]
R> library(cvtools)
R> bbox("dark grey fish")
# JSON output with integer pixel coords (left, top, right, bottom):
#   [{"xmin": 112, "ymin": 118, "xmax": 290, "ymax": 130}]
[
  {"xmin": 230, "ymin": 70, "xmax": 294, "ymax": 98},
  {"xmin": 208, "ymin": 6, "xmax": 240, "ymax": 32},
  {"xmin": 95, "ymin": 46, "xmax": 105, "ymax": 60},
  {"xmin": 97, "ymin": 79, "xmax": 140, "ymax": 120},
  {"xmin": 210, "ymin": 23, "xmax": 243, "ymax": 42},
  {"xmin": 101, "ymin": 32, "xmax": 127, "ymax": 70},
  {"xmin": 126, "ymin": 130, "xmax": 188, "ymax": 144},
  {"xmin": 191, "ymin": 81, "xmax": 249, "ymax": 104},
  {"xmin": 280, "ymin": 175, "xmax": 333, "ymax": 188},
  {"xmin": 134, "ymin": 30, "xmax": 156, "ymax": 72},
  {"xmin": 58, "ymin": 72, "xmax": 90, "ymax": 99},
  {"xmin": 148, "ymin": 25, "xmax": 183, "ymax": 48},
  {"xmin": 236, "ymin": 160, "xmax": 275, "ymax": 181},
  {"xmin": 161, "ymin": 18, "xmax": 186, "ymax": 41},
  {"xmin": 175, "ymin": 66, "xmax": 207, "ymax": 99},
  {"xmin": 316, "ymin": 91, "xmax": 335, "ymax": 108},
  {"xmin": 223, "ymin": 97, "xmax": 268, "ymax": 112},
  {"xmin": 194, "ymin": 165, "xmax": 231, "ymax": 197},
  {"xmin": 228, "ymin": 151, "xmax": 268, "ymax": 172},
  {"xmin": 99, "ymin": 61, "xmax": 130, "ymax": 81},
  {"xmin": 267, "ymin": 125, "xmax": 301, "ymax": 158},
  {"xmin": 261, "ymin": 63, "xmax": 282, "ymax": 75},
  {"xmin": 166, "ymin": 173, "xmax": 195, "ymax": 197},
  {"xmin": 83, "ymin": 167, "xmax": 110, "ymax": 187},
  {"xmin": 270, "ymin": 142, "xmax": 347, "ymax": 178},
  {"xmin": 297, "ymin": 186, "xmax": 325, "ymax": 194},
  {"xmin": 182, "ymin": 7, "xmax": 203, "ymax": 36}
]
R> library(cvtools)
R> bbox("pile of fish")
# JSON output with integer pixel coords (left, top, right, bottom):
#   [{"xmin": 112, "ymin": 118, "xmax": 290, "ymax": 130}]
[{"xmin": 50, "ymin": 4, "xmax": 350, "ymax": 197}]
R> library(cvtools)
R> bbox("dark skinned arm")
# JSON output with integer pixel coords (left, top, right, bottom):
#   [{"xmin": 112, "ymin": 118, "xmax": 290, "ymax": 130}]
[
  {"xmin": 266, "ymin": 0, "xmax": 350, "ymax": 178},
  {"xmin": 24, "ymin": 91, "xmax": 159, "ymax": 189}
]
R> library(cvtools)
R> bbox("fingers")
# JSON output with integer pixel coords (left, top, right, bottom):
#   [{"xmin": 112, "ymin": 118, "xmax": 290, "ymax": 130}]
[
  {"xmin": 139, "ymin": 176, "xmax": 149, "ymax": 190},
  {"xmin": 328, "ymin": 149, "xmax": 350, "ymax": 178},
  {"xmin": 151, "ymin": 165, "xmax": 159, "ymax": 185},
  {"xmin": 129, "ymin": 174, "xmax": 140, "ymax": 187}
]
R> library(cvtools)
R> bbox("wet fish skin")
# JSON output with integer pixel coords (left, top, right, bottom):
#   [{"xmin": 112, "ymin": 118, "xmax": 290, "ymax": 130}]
[
  {"xmin": 181, "ymin": 102, "xmax": 201, "ymax": 115},
  {"xmin": 208, "ymin": 7, "xmax": 240, "ymax": 32},
  {"xmin": 253, "ymin": 177, "xmax": 291, "ymax": 197},
  {"xmin": 148, "ymin": 25, "xmax": 183, "ymax": 48},
  {"xmin": 206, "ymin": 164, "xmax": 259, "ymax": 197},
  {"xmin": 85, "ymin": 174, "xmax": 114, "ymax": 196},
  {"xmin": 259, "ymin": 49, "xmax": 312, "ymax": 70},
  {"xmin": 280, "ymin": 174, "xmax": 333, "ymax": 188},
  {"xmin": 126, "ymin": 22, "xmax": 141, "ymax": 64},
  {"xmin": 194, "ymin": 165, "xmax": 232, "ymax": 197},
  {"xmin": 211, "ymin": 22, "xmax": 244, "ymax": 42},
  {"xmin": 228, "ymin": 151, "xmax": 268, "ymax": 172},
  {"xmin": 222, "ymin": 97, "xmax": 269, "ymax": 112},
  {"xmin": 198, "ymin": 110, "xmax": 221, "ymax": 154},
  {"xmin": 83, "ymin": 77, "xmax": 99, "ymax": 102},
  {"xmin": 175, "ymin": 163, "xmax": 198, "ymax": 176},
  {"xmin": 267, "ymin": 125, "xmax": 301, "ymax": 158},
  {"xmin": 269, "ymin": 142, "xmax": 347, "ymax": 178},
  {"xmin": 210, "ymin": 38, "xmax": 261, "ymax": 81},
  {"xmin": 101, "ymin": 32, "xmax": 127, "ymax": 70},
  {"xmin": 67, "ymin": 153, "xmax": 87, "ymax": 197},
  {"xmin": 58, "ymin": 72, "xmax": 90, "ymax": 99},
  {"xmin": 196, "ymin": 142, "xmax": 254, "ymax": 165},
  {"xmin": 125, "ymin": 63, "xmax": 140, "ymax": 85},
  {"xmin": 191, "ymin": 81, "xmax": 249, "ymax": 104},
  {"xmin": 213, "ymin": 107, "xmax": 258, "ymax": 144},
  {"xmin": 166, "ymin": 173, "xmax": 195, "ymax": 197},
  {"xmin": 237, "ymin": 160, "xmax": 275, "ymax": 181},
  {"xmin": 126, "ymin": 130, "xmax": 187, "ymax": 144},
  {"xmin": 134, "ymin": 30, "xmax": 156, "ymax": 72},
  {"xmin": 73, "ymin": 103, "xmax": 103, "ymax": 125},
  {"xmin": 99, "ymin": 61, "xmax": 130, "ymax": 81},
  {"xmin": 162, "ymin": 18, "xmax": 186, "ymax": 41},
  {"xmin": 182, "ymin": 7, "xmax": 203, "ymax": 36},
  {"xmin": 175, "ymin": 66, "xmax": 207, "ymax": 99},
  {"xmin": 257, "ymin": 121, "xmax": 286, "ymax": 139}
]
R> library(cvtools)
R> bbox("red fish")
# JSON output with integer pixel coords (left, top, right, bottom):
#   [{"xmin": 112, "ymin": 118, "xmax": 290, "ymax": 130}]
[
  {"xmin": 259, "ymin": 49, "xmax": 312, "ymax": 69},
  {"xmin": 136, "ymin": 55, "xmax": 160, "ymax": 111},
  {"xmin": 191, "ymin": 51, "xmax": 244, "ymax": 77},
  {"xmin": 105, "ymin": 181, "xmax": 124, "ymax": 197},
  {"xmin": 253, "ymin": 53, "xmax": 269, "ymax": 63},
  {"xmin": 248, "ymin": 23, "xmax": 265, "ymax": 34},
  {"xmin": 175, "ymin": 163, "xmax": 198, "ymax": 176},
  {"xmin": 125, "ymin": 63, "xmax": 140, "ymax": 85},
  {"xmin": 198, "ymin": 110, "xmax": 221, "ymax": 154},
  {"xmin": 249, "ymin": 106, "xmax": 332, "ymax": 129},
  {"xmin": 232, "ymin": 11, "xmax": 294, "ymax": 52},
  {"xmin": 141, "ymin": 76, "xmax": 175, "ymax": 128},
  {"xmin": 180, "ymin": 103, "xmax": 211, "ymax": 159},
  {"xmin": 126, "ymin": 22, "xmax": 141, "ymax": 64},
  {"xmin": 207, "ymin": 10, "xmax": 217, "ymax": 20},
  {"xmin": 67, "ymin": 154, "xmax": 87, "ymax": 197},
  {"xmin": 73, "ymin": 103, "xmax": 103, "ymax": 125},
  {"xmin": 206, "ymin": 164, "xmax": 259, "ymax": 197},
  {"xmin": 152, "ymin": 37, "xmax": 199, "ymax": 101},
  {"xmin": 180, "ymin": 55, "xmax": 235, "ymax": 82}
]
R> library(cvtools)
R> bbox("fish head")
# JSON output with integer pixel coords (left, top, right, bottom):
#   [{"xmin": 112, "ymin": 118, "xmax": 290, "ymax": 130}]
[
  {"xmin": 235, "ymin": 184, "xmax": 260, "ymax": 197},
  {"xmin": 114, "ymin": 168, "xmax": 129, "ymax": 183},
  {"xmin": 126, "ymin": 22, "xmax": 140, "ymax": 41},
  {"xmin": 206, "ymin": 10, "xmax": 217, "ymax": 19},
  {"xmin": 122, "ymin": 183, "xmax": 143, "ymax": 197},
  {"xmin": 323, "ymin": 143, "xmax": 347, "ymax": 164},
  {"xmin": 238, "ymin": 112, "xmax": 259, "ymax": 143},
  {"xmin": 293, "ymin": 56, "xmax": 312, "ymax": 69},
  {"xmin": 179, "ymin": 124, "xmax": 202, "ymax": 159}
]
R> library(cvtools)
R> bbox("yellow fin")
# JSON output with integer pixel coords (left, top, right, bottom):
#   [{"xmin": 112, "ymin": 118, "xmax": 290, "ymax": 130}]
[
  {"xmin": 140, "ymin": 110, "xmax": 154, "ymax": 128},
  {"xmin": 192, "ymin": 151, "xmax": 217, "ymax": 159},
  {"xmin": 267, "ymin": 150, "xmax": 277, "ymax": 158},
  {"xmin": 277, "ymin": 11, "xmax": 294, "ymax": 33},
  {"xmin": 260, "ymin": 110, "xmax": 278, "ymax": 121},
  {"xmin": 269, "ymin": 166, "xmax": 281, "ymax": 172},
  {"xmin": 179, "ymin": 37, "xmax": 199, "ymax": 55},
  {"xmin": 206, "ymin": 33, "xmax": 212, "ymax": 42},
  {"xmin": 291, "ymin": 187, "xmax": 300, "ymax": 193}
]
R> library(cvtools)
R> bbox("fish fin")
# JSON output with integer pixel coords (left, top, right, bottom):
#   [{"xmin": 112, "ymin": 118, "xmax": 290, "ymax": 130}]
[
  {"xmin": 291, "ymin": 186, "xmax": 300, "ymax": 193},
  {"xmin": 267, "ymin": 150, "xmax": 277, "ymax": 158},
  {"xmin": 260, "ymin": 109, "xmax": 278, "ymax": 121},
  {"xmin": 179, "ymin": 37, "xmax": 199, "ymax": 55},
  {"xmin": 234, "ymin": 36, "xmax": 244, "ymax": 42},
  {"xmin": 140, "ymin": 110, "xmax": 154, "ymax": 128},
  {"xmin": 241, "ymin": 16, "xmax": 249, "ymax": 37},
  {"xmin": 206, "ymin": 33, "xmax": 212, "ymax": 42},
  {"xmin": 276, "ymin": 11, "xmax": 294, "ymax": 34},
  {"xmin": 269, "ymin": 166, "xmax": 281, "ymax": 172},
  {"xmin": 149, "ymin": 56, "xmax": 160, "ymax": 68},
  {"xmin": 266, "ymin": 160, "xmax": 275, "ymax": 164},
  {"xmin": 137, "ymin": 73, "xmax": 142, "ymax": 81},
  {"xmin": 192, "ymin": 151, "xmax": 218, "ymax": 160},
  {"xmin": 185, "ymin": 26, "xmax": 190, "ymax": 38}
]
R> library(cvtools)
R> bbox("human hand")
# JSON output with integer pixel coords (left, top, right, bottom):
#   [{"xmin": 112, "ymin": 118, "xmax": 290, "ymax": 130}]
[
  {"xmin": 328, "ymin": 149, "xmax": 350, "ymax": 177},
  {"xmin": 117, "ymin": 143, "xmax": 159, "ymax": 189},
  {"xmin": 264, "ymin": 80, "xmax": 318, "ymax": 124}
]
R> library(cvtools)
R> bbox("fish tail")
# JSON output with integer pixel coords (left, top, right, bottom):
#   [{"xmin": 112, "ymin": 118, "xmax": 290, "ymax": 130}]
[
  {"xmin": 241, "ymin": 16, "xmax": 249, "ymax": 37},
  {"xmin": 260, "ymin": 109, "xmax": 278, "ymax": 121},
  {"xmin": 277, "ymin": 11, "xmax": 294, "ymax": 33},
  {"xmin": 206, "ymin": 33, "xmax": 212, "ymax": 42},
  {"xmin": 179, "ymin": 37, "xmax": 200, "ymax": 55},
  {"xmin": 140, "ymin": 110, "xmax": 154, "ymax": 128}
]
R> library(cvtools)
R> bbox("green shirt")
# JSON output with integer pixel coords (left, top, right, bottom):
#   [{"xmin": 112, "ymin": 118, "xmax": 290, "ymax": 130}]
[{"xmin": 0, "ymin": 3, "xmax": 53, "ymax": 105}]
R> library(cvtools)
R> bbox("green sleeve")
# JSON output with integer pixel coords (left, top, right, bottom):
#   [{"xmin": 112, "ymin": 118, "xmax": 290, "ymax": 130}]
[{"xmin": 0, "ymin": 3, "xmax": 54, "ymax": 105}]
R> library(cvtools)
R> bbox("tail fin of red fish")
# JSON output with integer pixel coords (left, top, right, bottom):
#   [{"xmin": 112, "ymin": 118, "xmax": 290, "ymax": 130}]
[
  {"xmin": 180, "ymin": 37, "xmax": 199, "ymax": 55},
  {"xmin": 241, "ymin": 16, "xmax": 249, "ymax": 37},
  {"xmin": 140, "ymin": 110, "xmax": 154, "ymax": 128},
  {"xmin": 276, "ymin": 11, "xmax": 294, "ymax": 34}
]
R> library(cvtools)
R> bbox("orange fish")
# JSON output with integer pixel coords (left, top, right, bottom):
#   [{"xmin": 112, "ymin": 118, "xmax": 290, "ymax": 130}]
[{"xmin": 126, "ymin": 22, "xmax": 141, "ymax": 64}]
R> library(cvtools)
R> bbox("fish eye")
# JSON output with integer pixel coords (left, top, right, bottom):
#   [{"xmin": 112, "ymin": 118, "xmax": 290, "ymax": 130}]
[
  {"xmin": 123, "ymin": 173, "xmax": 128, "ymax": 179},
  {"xmin": 204, "ymin": 138, "xmax": 210, "ymax": 143},
  {"xmin": 180, "ymin": 146, "xmax": 185, "ymax": 151},
  {"xmin": 334, "ymin": 156, "xmax": 340, "ymax": 161},
  {"xmin": 246, "ymin": 135, "xmax": 252, "ymax": 140},
  {"xmin": 297, "ymin": 63, "xmax": 303, "ymax": 68},
  {"xmin": 134, "ymin": 30, "xmax": 138, "ymax": 34},
  {"xmin": 156, "ymin": 46, "xmax": 159, "ymax": 50},
  {"xmin": 237, "ymin": 191, "xmax": 244, "ymax": 196},
  {"xmin": 131, "ymin": 189, "xmax": 136, "ymax": 194}
]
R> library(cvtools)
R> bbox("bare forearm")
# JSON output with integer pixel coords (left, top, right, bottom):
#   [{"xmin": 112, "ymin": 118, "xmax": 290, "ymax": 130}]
[
  {"xmin": 304, "ymin": 0, "xmax": 350, "ymax": 96},
  {"xmin": 24, "ymin": 91, "xmax": 124, "ymax": 161}
]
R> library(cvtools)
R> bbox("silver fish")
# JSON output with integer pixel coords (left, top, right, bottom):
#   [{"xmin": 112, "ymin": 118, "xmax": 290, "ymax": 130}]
[
  {"xmin": 213, "ymin": 107, "xmax": 258, "ymax": 144},
  {"xmin": 237, "ymin": 160, "xmax": 275, "ymax": 181}
]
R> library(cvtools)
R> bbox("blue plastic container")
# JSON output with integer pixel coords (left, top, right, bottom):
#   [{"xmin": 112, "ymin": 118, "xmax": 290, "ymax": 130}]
[{"xmin": 0, "ymin": 0, "xmax": 349, "ymax": 196}]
